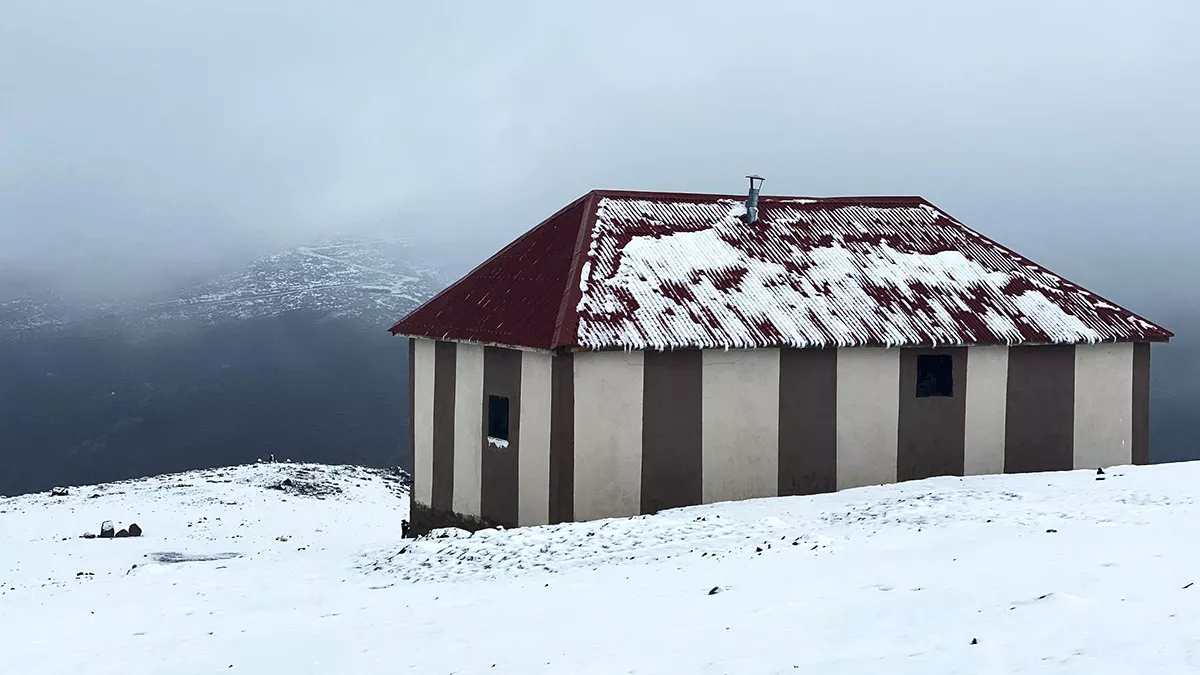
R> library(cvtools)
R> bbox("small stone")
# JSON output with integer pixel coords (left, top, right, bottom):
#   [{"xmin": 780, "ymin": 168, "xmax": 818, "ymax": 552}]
[
  {"xmin": 50, "ymin": 486, "xmax": 69, "ymax": 497},
  {"xmin": 1046, "ymin": 529, "xmax": 1058, "ymax": 533},
  {"xmin": 708, "ymin": 586, "xmax": 721, "ymax": 595},
  {"xmin": 971, "ymin": 638, "xmax": 978, "ymax": 645},
  {"xmin": 81, "ymin": 532, "xmax": 96, "ymax": 539},
  {"xmin": 115, "ymin": 529, "xmax": 130, "ymax": 538},
  {"xmin": 1096, "ymin": 467, "xmax": 1105, "ymax": 475},
  {"xmin": 128, "ymin": 523, "xmax": 143, "ymax": 537},
  {"xmin": 100, "ymin": 521, "xmax": 115, "ymax": 538}
]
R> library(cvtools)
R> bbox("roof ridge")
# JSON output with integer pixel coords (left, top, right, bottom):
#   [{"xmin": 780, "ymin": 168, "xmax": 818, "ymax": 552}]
[
  {"xmin": 589, "ymin": 189, "xmax": 931, "ymax": 204},
  {"xmin": 550, "ymin": 190, "xmax": 600, "ymax": 350}
]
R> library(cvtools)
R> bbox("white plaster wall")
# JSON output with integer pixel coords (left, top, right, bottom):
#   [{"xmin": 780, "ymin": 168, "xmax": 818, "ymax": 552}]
[
  {"xmin": 1074, "ymin": 342, "xmax": 1134, "ymax": 469},
  {"xmin": 412, "ymin": 338, "xmax": 436, "ymax": 506},
  {"xmin": 964, "ymin": 346, "xmax": 1008, "ymax": 476},
  {"xmin": 835, "ymin": 348, "xmax": 900, "ymax": 490},
  {"xmin": 451, "ymin": 342, "xmax": 484, "ymax": 517},
  {"xmin": 573, "ymin": 350, "xmax": 644, "ymax": 521},
  {"xmin": 702, "ymin": 348, "xmax": 780, "ymax": 504},
  {"xmin": 518, "ymin": 351, "xmax": 553, "ymax": 526}
]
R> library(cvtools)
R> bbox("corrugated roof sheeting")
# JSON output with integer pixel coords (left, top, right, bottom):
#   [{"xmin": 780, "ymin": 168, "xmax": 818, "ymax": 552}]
[
  {"xmin": 388, "ymin": 197, "xmax": 588, "ymax": 350},
  {"xmin": 573, "ymin": 194, "xmax": 1171, "ymax": 350}
]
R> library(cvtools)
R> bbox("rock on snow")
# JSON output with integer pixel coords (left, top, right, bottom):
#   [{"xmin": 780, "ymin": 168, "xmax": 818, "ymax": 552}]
[{"xmin": 2, "ymin": 460, "xmax": 1200, "ymax": 673}]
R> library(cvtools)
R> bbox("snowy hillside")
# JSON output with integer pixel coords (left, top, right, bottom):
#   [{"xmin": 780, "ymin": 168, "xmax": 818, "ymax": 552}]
[
  {"xmin": 134, "ymin": 238, "xmax": 440, "ymax": 330},
  {"xmin": 0, "ymin": 269, "xmax": 123, "ymax": 332},
  {"xmin": 0, "ymin": 238, "xmax": 441, "ymax": 335},
  {"xmin": 3, "ymin": 461, "xmax": 1199, "ymax": 673}
]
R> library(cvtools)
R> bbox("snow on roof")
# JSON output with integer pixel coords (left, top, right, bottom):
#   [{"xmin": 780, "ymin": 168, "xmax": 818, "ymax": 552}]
[{"xmin": 390, "ymin": 191, "xmax": 1172, "ymax": 351}]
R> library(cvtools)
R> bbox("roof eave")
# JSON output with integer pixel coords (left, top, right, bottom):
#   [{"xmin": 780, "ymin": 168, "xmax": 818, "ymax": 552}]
[{"xmin": 389, "ymin": 332, "xmax": 557, "ymax": 355}]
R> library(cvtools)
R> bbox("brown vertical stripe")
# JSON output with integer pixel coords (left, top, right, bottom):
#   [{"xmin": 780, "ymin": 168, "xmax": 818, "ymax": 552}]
[
  {"xmin": 641, "ymin": 349, "xmax": 702, "ymax": 514},
  {"xmin": 778, "ymin": 348, "xmax": 837, "ymax": 495},
  {"xmin": 1132, "ymin": 342, "xmax": 1151, "ymax": 465},
  {"xmin": 431, "ymin": 340, "xmax": 457, "ymax": 511},
  {"xmin": 549, "ymin": 352, "xmax": 574, "ymax": 523},
  {"xmin": 1004, "ymin": 345, "xmax": 1075, "ymax": 473},
  {"xmin": 408, "ymin": 338, "xmax": 417, "ymax": 509},
  {"xmin": 897, "ymin": 347, "xmax": 967, "ymax": 481},
  {"xmin": 481, "ymin": 346, "xmax": 521, "ymax": 527}
]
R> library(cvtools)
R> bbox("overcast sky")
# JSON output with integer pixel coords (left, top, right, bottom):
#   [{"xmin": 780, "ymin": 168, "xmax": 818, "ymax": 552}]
[{"xmin": 1, "ymin": 1, "xmax": 1197, "ymax": 310}]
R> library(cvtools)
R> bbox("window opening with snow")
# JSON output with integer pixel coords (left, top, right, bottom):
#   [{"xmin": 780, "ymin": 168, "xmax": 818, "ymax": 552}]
[
  {"xmin": 487, "ymin": 394, "xmax": 510, "ymax": 447},
  {"xmin": 916, "ymin": 354, "xmax": 953, "ymax": 398}
]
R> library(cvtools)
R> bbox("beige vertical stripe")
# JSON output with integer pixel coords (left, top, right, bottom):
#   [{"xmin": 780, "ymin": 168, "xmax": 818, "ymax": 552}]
[
  {"xmin": 573, "ymin": 350, "xmax": 644, "ymax": 521},
  {"xmin": 702, "ymin": 348, "xmax": 780, "ymax": 504},
  {"xmin": 1073, "ymin": 342, "xmax": 1134, "ymax": 469},
  {"xmin": 412, "ymin": 338, "xmax": 436, "ymax": 506},
  {"xmin": 836, "ymin": 347, "xmax": 900, "ymax": 490},
  {"xmin": 964, "ymin": 345, "xmax": 1008, "ymax": 476},
  {"xmin": 519, "ymin": 351, "xmax": 553, "ymax": 526},
  {"xmin": 451, "ymin": 342, "xmax": 484, "ymax": 517}
]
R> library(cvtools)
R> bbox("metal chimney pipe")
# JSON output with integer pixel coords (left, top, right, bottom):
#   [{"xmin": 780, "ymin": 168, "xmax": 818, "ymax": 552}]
[{"xmin": 745, "ymin": 175, "xmax": 764, "ymax": 223}]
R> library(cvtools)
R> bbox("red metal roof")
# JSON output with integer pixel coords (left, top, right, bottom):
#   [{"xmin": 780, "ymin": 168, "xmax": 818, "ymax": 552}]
[{"xmin": 389, "ymin": 190, "xmax": 1172, "ymax": 351}]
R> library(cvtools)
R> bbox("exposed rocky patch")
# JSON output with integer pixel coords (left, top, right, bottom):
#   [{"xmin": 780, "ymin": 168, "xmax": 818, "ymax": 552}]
[{"xmin": 148, "ymin": 552, "xmax": 241, "ymax": 565}]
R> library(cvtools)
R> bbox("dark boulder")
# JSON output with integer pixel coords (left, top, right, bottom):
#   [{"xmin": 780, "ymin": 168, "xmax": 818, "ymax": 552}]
[
  {"xmin": 99, "ymin": 521, "xmax": 115, "ymax": 538},
  {"xmin": 128, "ymin": 523, "xmax": 143, "ymax": 537},
  {"xmin": 115, "ymin": 529, "xmax": 130, "ymax": 538}
]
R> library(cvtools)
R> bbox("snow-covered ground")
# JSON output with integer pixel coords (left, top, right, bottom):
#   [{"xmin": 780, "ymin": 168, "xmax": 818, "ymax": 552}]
[{"xmin": 2, "ymin": 461, "xmax": 1199, "ymax": 674}]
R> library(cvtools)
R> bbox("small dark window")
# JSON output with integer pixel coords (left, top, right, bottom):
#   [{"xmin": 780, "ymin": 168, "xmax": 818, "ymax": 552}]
[
  {"xmin": 916, "ymin": 354, "xmax": 953, "ymax": 398},
  {"xmin": 487, "ymin": 395, "xmax": 510, "ymax": 442}
]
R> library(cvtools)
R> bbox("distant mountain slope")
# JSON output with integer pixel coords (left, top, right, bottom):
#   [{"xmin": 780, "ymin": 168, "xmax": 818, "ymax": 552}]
[
  {"xmin": 0, "ymin": 268, "xmax": 122, "ymax": 332},
  {"xmin": 0, "ymin": 238, "xmax": 438, "ymax": 496},
  {"xmin": 131, "ymin": 239, "xmax": 440, "ymax": 331}
]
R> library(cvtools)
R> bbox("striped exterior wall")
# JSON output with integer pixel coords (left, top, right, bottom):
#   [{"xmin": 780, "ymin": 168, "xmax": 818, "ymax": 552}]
[
  {"xmin": 575, "ymin": 350, "xmax": 644, "ymax": 521},
  {"xmin": 835, "ymin": 348, "xmax": 900, "ymax": 490},
  {"xmin": 408, "ymin": 339, "xmax": 1153, "ymax": 534}
]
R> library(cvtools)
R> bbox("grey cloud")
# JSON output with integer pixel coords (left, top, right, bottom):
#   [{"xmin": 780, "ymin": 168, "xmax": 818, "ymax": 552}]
[{"xmin": 1, "ymin": 0, "xmax": 1197, "ymax": 307}]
